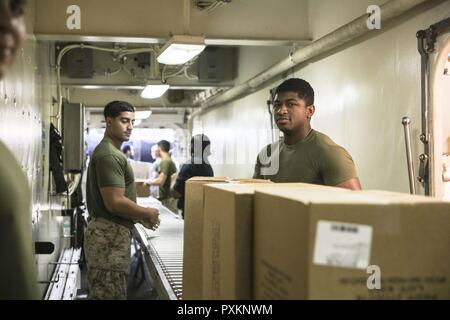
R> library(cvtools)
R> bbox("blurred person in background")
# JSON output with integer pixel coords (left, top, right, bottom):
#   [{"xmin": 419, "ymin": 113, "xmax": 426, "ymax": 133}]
[
  {"xmin": 141, "ymin": 140, "xmax": 178, "ymax": 214},
  {"xmin": 172, "ymin": 134, "xmax": 214, "ymax": 218},
  {"xmin": 121, "ymin": 144, "xmax": 135, "ymax": 161}
]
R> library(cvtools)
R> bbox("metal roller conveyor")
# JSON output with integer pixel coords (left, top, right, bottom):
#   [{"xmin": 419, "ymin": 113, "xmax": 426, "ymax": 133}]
[{"xmin": 133, "ymin": 197, "xmax": 184, "ymax": 300}]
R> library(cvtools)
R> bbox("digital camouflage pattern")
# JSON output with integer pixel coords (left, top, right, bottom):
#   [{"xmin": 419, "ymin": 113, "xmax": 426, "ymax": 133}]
[
  {"xmin": 84, "ymin": 217, "xmax": 131, "ymax": 300},
  {"xmin": 161, "ymin": 197, "xmax": 178, "ymax": 214},
  {"xmin": 86, "ymin": 268, "xmax": 128, "ymax": 300}
]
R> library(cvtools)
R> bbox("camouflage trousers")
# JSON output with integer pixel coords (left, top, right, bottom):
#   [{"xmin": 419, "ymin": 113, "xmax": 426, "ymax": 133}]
[
  {"xmin": 84, "ymin": 217, "xmax": 131, "ymax": 300},
  {"xmin": 161, "ymin": 197, "xmax": 179, "ymax": 214}
]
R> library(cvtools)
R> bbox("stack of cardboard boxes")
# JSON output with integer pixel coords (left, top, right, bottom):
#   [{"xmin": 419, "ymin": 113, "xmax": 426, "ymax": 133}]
[
  {"xmin": 182, "ymin": 179, "xmax": 450, "ymax": 300},
  {"xmin": 254, "ymin": 188, "xmax": 450, "ymax": 299},
  {"xmin": 182, "ymin": 177, "xmax": 228, "ymax": 300}
]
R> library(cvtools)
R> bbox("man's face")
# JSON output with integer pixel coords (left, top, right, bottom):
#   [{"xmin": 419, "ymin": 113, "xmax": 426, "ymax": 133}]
[
  {"xmin": 155, "ymin": 146, "xmax": 162, "ymax": 157},
  {"xmin": 151, "ymin": 144, "xmax": 159, "ymax": 159},
  {"xmin": 106, "ymin": 111, "xmax": 135, "ymax": 142},
  {"xmin": 273, "ymin": 91, "xmax": 314, "ymax": 133},
  {"xmin": 0, "ymin": 0, "xmax": 26, "ymax": 79}
]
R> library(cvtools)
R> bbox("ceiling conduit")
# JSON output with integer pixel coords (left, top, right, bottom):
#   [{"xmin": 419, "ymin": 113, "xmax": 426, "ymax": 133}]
[{"xmin": 191, "ymin": 0, "xmax": 443, "ymax": 118}]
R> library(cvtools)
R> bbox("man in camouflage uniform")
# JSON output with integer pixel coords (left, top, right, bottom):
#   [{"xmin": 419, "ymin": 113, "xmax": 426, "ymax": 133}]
[{"xmin": 84, "ymin": 101, "xmax": 160, "ymax": 299}]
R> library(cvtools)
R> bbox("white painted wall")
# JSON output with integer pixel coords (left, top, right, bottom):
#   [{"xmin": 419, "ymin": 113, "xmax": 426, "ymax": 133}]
[
  {"xmin": 300, "ymin": 0, "xmax": 449, "ymax": 192},
  {"xmin": 193, "ymin": 0, "xmax": 450, "ymax": 193},
  {"xmin": 193, "ymin": 46, "xmax": 290, "ymax": 178}
]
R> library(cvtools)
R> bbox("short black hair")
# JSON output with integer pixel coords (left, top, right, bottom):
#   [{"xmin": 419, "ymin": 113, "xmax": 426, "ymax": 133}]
[
  {"xmin": 122, "ymin": 145, "xmax": 132, "ymax": 154},
  {"xmin": 103, "ymin": 101, "xmax": 135, "ymax": 119},
  {"xmin": 10, "ymin": 0, "xmax": 27, "ymax": 16},
  {"xmin": 190, "ymin": 134, "xmax": 211, "ymax": 157},
  {"xmin": 157, "ymin": 140, "xmax": 171, "ymax": 153},
  {"xmin": 275, "ymin": 78, "xmax": 314, "ymax": 106}
]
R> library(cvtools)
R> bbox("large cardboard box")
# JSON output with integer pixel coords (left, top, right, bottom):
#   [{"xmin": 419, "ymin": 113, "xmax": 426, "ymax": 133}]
[
  {"xmin": 254, "ymin": 187, "xmax": 450, "ymax": 299},
  {"xmin": 182, "ymin": 177, "xmax": 229, "ymax": 300},
  {"xmin": 183, "ymin": 177, "xmax": 278, "ymax": 299},
  {"xmin": 202, "ymin": 183, "xmax": 262, "ymax": 300},
  {"xmin": 202, "ymin": 182, "xmax": 345, "ymax": 299}
]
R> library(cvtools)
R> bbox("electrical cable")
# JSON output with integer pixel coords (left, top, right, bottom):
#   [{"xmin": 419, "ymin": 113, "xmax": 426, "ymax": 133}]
[{"xmin": 54, "ymin": 44, "xmax": 156, "ymax": 129}]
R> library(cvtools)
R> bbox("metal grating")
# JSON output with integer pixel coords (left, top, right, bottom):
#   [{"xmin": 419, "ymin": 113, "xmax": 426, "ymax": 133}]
[
  {"xmin": 44, "ymin": 248, "xmax": 81, "ymax": 300},
  {"xmin": 134, "ymin": 197, "xmax": 184, "ymax": 300}
]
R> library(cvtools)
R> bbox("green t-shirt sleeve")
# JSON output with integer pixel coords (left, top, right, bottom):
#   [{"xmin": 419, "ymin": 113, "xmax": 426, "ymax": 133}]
[
  {"xmin": 159, "ymin": 160, "xmax": 171, "ymax": 176},
  {"xmin": 320, "ymin": 145, "xmax": 358, "ymax": 186},
  {"xmin": 96, "ymin": 154, "xmax": 126, "ymax": 188}
]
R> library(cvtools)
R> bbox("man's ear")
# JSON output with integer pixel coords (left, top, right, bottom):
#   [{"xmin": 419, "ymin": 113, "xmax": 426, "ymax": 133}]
[
  {"xmin": 105, "ymin": 117, "xmax": 112, "ymax": 127},
  {"xmin": 307, "ymin": 105, "xmax": 315, "ymax": 118}
]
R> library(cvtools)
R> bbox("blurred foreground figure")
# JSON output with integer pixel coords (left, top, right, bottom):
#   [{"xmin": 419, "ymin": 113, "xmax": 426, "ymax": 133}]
[{"xmin": 0, "ymin": 0, "xmax": 40, "ymax": 300}]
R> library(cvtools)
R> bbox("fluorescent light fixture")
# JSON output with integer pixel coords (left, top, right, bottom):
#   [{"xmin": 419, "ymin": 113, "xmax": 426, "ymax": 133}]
[
  {"xmin": 157, "ymin": 35, "xmax": 206, "ymax": 65},
  {"xmin": 141, "ymin": 84, "xmax": 170, "ymax": 99},
  {"xmin": 135, "ymin": 110, "xmax": 152, "ymax": 119},
  {"xmin": 133, "ymin": 119, "xmax": 142, "ymax": 127}
]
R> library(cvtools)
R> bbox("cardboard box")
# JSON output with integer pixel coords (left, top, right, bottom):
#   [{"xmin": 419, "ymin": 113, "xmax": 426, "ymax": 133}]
[
  {"xmin": 135, "ymin": 182, "xmax": 150, "ymax": 197},
  {"xmin": 130, "ymin": 160, "xmax": 151, "ymax": 179},
  {"xmin": 254, "ymin": 187, "xmax": 450, "ymax": 299},
  {"xmin": 202, "ymin": 183, "xmax": 262, "ymax": 299},
  {"xmin": 183, "ymin": 177, "xmax": 275, "ymax": 299},
  {"xmin": 131, "ymin": 161, "xmax": 151, "ymax": 198},
  {"xmin": 182, "ymin": 177, "xmax": 229, "ymax": 300},
  {"xmin": 202, "ymin": 182, "xmax": 343, "ymax": 299}
]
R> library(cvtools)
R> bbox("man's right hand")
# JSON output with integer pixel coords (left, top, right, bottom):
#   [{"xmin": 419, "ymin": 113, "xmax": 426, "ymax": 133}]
[{"xmin": 141, "ymin": 207, "xmax": 160, "ymax": 230}]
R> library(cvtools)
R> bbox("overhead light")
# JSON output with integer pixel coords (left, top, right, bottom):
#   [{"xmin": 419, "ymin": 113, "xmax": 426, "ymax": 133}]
[
  {"xmin": 157, "ymin": 35, "xmax": 206, "ymax": 65},
  {"xmin": 133, "ymin": 119, "xmax": 143, "ymax": 127},
  {"xmin": 135, "ymin": 110, "xmax": 152, "ymax": 119},
  {"xmin": 141, "ymin": 84, "xmax": 170, "ymax": 99}
]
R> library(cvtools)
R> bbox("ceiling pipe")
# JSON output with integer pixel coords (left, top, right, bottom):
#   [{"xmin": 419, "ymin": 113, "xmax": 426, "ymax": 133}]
[
  {"xmin": 191, "ymin": 0, "xmax": 441, "ymax": 118},
  {"xmin": 35, "ymin": 34, "xmax": 311, "ymax": 47}
]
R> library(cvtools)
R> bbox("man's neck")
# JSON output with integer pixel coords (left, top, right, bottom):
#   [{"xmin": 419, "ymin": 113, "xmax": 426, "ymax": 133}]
[
  {"xmin": 161, "ymin": 151, "xmax": 171, "ymax": 160},
  {"xmin": 283, "ymin": 124, "xmax": 313, "ymax": 145},
  {"xmin": 104, "ymin": 132, "xmax": 122, "ymax": 149}
]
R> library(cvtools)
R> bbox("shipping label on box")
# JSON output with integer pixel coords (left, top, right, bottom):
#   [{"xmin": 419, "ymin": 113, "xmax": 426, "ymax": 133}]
[{"xmin": 313, "ymin": 220, "xmax": 373, "ymax": 270}]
